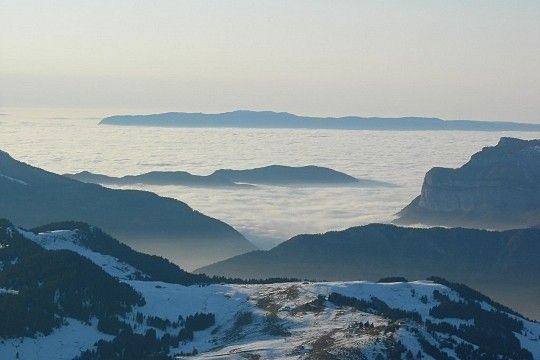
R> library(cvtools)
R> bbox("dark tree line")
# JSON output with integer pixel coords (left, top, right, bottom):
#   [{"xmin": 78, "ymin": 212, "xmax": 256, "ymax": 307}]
[
  {"xmin": 78, "ymin": 312, "xmax": 215, "ymax": 360},
  {"xmin": 0, "ymin": 222, "xmax": 143, "ymax": 339},
  {"xmin": 328, "ymin": 292, "xmax": 422, "ymax": 322},
  {"xmin": 427, "ymin": 290, "xmax": 531, "ymax": 360}
]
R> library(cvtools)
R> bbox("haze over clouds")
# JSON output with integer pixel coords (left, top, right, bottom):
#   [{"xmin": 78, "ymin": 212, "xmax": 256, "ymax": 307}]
[
  {"xmin": 1, "ymin": 1, "xmax": 539, "ymax": 123},
  {"xmin": 2, "ymin": 116, "xmax": 539, "ymax": 249},
  {"xmin": 2, "ymin": 1, "xmax": 540, "ymax": 357}
]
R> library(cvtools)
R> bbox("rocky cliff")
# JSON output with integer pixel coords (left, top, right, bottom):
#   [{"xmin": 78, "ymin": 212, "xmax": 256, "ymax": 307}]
[{"xmin": 395, "ymin": 137, "xmax": 540, "ymax": 229}]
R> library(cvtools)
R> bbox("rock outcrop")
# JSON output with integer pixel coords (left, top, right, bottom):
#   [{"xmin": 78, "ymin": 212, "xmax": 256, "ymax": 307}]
[{"xmin": 395, "ymin": 137, "xmax": 540, "ymax": 229}]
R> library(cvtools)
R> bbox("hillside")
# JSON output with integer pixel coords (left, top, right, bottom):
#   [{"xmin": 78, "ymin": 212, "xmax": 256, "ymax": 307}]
[
  {"xmin": 65, "ymin": 165, "xmax": 391, "ymax": 188},
  {"xmin": 0, "ymin": 219, "xmax": 144, "ymax": 340},
  {"xmin": 1, "ymin": 220, "xmax": 538, "ymax": 359},
  {"xmin": 99, "ymin": 110, "xmax": 540, "ymax": 131},
  {"xmin": 196, "ymin": 223, "xmax": 540, "ymax": 320},
  {"xmin": 28, "ymin": 221, "xmax": 214, "ymax": 285},
  {"xmin": 0, "ymin": 150, "xmax": 256, "ymax": 269},
  {"xmin": 395, "ymin": 137, "xmax": 540, "ymax": 229}
]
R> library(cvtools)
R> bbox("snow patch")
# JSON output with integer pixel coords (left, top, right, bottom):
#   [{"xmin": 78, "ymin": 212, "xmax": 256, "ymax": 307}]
[
  {"xmin": 0, "ymin": 318, "xmax": 112, "ymax": 360},
  {"xmin": 0, "ymin": 288, "xmax": 19, "ymax": 295}
]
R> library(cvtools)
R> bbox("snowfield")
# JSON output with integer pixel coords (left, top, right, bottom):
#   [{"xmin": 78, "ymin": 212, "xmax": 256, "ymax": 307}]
[
  {"xmin": 0, "ymin": 228, "xmax": 538, "ymax": 359},
  {"xmin": 0, "ymin": 319, "xmax": 113, "ymax": 360}
]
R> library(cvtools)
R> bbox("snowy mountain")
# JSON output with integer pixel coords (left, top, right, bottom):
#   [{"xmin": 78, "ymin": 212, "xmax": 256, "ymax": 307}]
[
  {"xmin": 196, "ymin": 223, "xmax": 540, "ymax": 321},
  {"xmin": 1, "ymin": 220, "xmax": 539, "ymax": 360}
]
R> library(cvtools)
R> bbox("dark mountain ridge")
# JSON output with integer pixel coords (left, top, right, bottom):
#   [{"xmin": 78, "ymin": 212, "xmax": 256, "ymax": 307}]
[
  {"xmin": 0, "ymin": 149, "xmax": 256, "ymax": 270},
  {"xmin": 99, "ymin": 110, "xmax": 540, "ymax": 131},
  {"xmin": 65, "ymin": 164, "xmax": 392, "ymax": 187},
  {"xmin": 212, "ymin": 164, "xmax": 390, "ymax": 186}
]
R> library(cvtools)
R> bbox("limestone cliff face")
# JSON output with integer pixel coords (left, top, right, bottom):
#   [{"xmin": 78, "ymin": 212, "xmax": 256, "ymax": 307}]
[{"xmin": 396, "ymin": 137, "xmax": 540, "ymax": 229}]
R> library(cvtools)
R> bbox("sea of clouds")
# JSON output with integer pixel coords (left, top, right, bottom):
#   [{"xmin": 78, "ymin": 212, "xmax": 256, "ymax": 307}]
[{"xmin": 2, "ymin": 108, "xmax": 539, "ymax": 249}]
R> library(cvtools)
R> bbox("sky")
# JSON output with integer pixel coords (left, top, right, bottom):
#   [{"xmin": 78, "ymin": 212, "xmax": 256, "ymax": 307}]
[{"xmin": 1, "ymin": 0, "xmax": 539, "ymax": 122}]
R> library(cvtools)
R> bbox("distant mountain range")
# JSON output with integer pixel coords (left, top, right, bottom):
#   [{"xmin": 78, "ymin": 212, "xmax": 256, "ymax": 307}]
[
  {"xmin": 1, "ymin": 220, "xmax": 538, "ymax": 359},
  {"xmin": 196, "ymin": 223, "xmax": 540, "ymax": 320},
  {"xmin": 64, "ymin": 170, "xmax": 246, "ymax": 188},
  {"xmin": 65, "ymin": 165, "xmax": 392, "ymax": 188},
  {"xmin": 0, "ymin": 149, "xmax": 256, "ymax": 270},
  {"xmin": 99, "ymin": 110, "xmax": 540, "ymax": 131},
  {"xmin": 395, "ymin": 137, "xmax": 540, "ymax": 229}
]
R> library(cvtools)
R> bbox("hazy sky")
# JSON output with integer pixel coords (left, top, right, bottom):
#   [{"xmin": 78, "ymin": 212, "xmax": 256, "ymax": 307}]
[{"xmin": 1, "ymin": 1, "xmax": 539, "ymax": 122}]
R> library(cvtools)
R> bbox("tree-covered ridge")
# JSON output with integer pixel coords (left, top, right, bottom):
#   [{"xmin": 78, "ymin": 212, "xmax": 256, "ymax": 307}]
[
  {"xmin": 31, "ymin": 221, "xmax": 213, "ymax": 285},
  {"xmin": 198, "ymin": 223, "xmax": 540, "ymax": 283},
  {"xmin": 29, "ymin": 221, "xmax": 299, "ymax": 286},
  {"xmin": 329, "ymin": 278, "xmax": 535, "ymax": 360},
  {"xmin": 0, "ymin": 220, "xmax": 144, "ymax": 339},
  {"xmin": 427, "ymin": 276, "xmax": 526, "ymax": 319},
  {"xmin": 328, "ymin": 292, "xmax": 422, "ymax": 323}
]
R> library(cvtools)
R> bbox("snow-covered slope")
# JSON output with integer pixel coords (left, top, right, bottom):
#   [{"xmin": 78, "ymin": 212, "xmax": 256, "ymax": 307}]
[
  {"xmin": 0, "ymin": 319, "xmax": 113, "ymax": 360},
  {"xmin": 1, "ymin": 225, "xmax": 539, "ymax": 360},
  {"xmin": 20, "ymin": 228, "xmax": 146, "ymax": 280}
]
